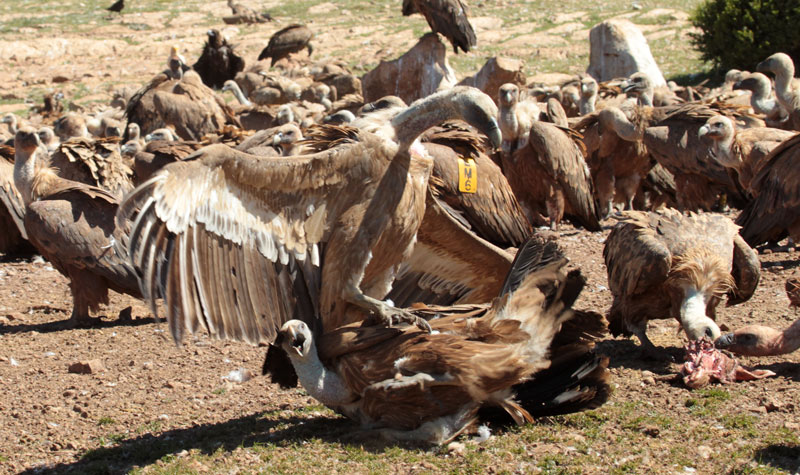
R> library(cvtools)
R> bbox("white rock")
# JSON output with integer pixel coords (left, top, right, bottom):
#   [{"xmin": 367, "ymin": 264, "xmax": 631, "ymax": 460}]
[{"xmin": 587, "ymin": 19, "xmax": 667, "ymax": 87}]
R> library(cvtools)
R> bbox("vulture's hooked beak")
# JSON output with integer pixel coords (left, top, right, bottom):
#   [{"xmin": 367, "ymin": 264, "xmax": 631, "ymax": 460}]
[
  {"xmin": 272, "ymin": 132, "xmax": 283, "ymax": 146},
  {"xmin": 697, "ymin": 125, "xmax": 710, "ymax": 139},
  {"xmin": 621, "ymin": 81, "xmax": 635, "ymax": 93},
  {"xmin": 487, "ymin": 118, "xmax": 503, "ymax": 150},
  {"xmin": 714, "ymin": 332, "xmax": 735, "ymax": 349},
  {"xmin": 289, "ymin": 329, "xmax": 306, "ymax": 356}
]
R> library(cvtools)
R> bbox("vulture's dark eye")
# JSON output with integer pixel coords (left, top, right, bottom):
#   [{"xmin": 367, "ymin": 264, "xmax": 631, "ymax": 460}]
[{"xmin": 705, "ymin": 327, "xmax": 715, "ymax": 338}]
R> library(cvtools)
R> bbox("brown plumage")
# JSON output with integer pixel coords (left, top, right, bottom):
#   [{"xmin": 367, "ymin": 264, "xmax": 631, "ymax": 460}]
[
  {"xmin": 420, "ymin": 122, "xmax": 532, "ymax": 248},
  {"xmin": 503, "ymin": 120, "xmax": 600, "ymax": 231},
  {"xmin": 402, "ymin": 0, "xmax": 477, "ymax": 54},
  {"xmin": 270, "ymin": 238, "xmax": 610, "ymax": 443},
  {"xmin": 118, "ymin": 87, "xmax": 501, "ymax": 347},
  {"xmin": 125, "ymin": 66, "xmax": 240, "ymax": 141},
  {"xmin": 698, "ymin": 115, "xmax": 795, "ymax": 191},
  {"xmin": 192, "ymin": 29, "xmax": 245, "ymax": 90},
  {"xmin": 257, "ymin": 24, "xmax": 314, "ymax": 66},
  {"xmin": 132, "ymin": 139, "xmax": 204, "ymax": 185},
  {"xmin": 49, "ymin": 136, "xmax": 134, "ymax": 200},
  {"xmin": 106, "ymin": 0, "xmax": 123, "ymax": 14},
  {"xmin": 736, "ymin": 133, "xmax": 800, "ymax": 246},
  {"xmin": 734, "ymin": 72, "xmax": 789, "ymax": 128},
  {"xmin": 13, "ymin": 128, "xmax": 141, "ymax": 325},
  {"xmin": 0, "ymin": 145, "xmax": 34, "ymax": 255},
  {"xmin": 604, "ymin": 209, "xmax": 760, "ymax": 355},
  {"xmin": 224, "ymin": 0, "xmax": 272, "ymax": 24}
]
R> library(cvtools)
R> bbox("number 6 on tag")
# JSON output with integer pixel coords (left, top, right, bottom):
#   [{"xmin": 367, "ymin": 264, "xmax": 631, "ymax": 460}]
[{"xmin": 458, "ymin": 158, "xmax": 477, "ymax": 193}]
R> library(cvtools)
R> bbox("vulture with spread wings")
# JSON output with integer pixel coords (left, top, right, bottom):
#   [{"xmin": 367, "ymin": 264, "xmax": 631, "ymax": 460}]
[{"xmin": 118, "ymin": 86, "xmax": 503, "ymax": 347}]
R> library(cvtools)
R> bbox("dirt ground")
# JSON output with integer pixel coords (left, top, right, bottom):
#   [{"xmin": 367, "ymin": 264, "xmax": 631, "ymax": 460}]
[
  {"xmin": 2, "ymin": 216, "xmax": 799, "ymax": 473},
  {"xmin": 1, "ymin": 0, "xmax": 799, "ymax": 473}
]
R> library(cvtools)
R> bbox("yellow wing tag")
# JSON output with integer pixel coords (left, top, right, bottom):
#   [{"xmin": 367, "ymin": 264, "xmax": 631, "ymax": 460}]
[{"xmin": 458, "ymin": 158, "xmax": 477, "ymax": 194}]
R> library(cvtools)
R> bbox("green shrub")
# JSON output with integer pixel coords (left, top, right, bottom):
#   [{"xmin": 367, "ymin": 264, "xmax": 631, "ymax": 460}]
[{"xmin": 690, "ymin": 0, "xmax": 800, "ymax": 72}]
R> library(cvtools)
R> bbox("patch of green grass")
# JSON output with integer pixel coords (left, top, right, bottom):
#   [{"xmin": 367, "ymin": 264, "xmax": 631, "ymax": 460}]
[{"xmin": 97, "ymin": 416, "xmax": 116, "ymax": 426}]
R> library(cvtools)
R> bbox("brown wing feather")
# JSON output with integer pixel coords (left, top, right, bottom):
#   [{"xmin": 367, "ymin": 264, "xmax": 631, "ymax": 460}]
[{"xmin": 409, "ymin": 0, "xmax": 477, "ymax": 53}]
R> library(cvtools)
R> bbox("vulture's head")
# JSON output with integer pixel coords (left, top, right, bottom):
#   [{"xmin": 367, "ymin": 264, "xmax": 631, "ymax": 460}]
[
  {"xmin": 168, "ymin": 58, "xmax": 184, "ymax": 80},
  {"xmin": 37, "ymin": 126, "xmax": 56, "ymax": 146},
  {"xmin": 221, "ymin": 80, "xmax": 236, "ymax": 94},
  {"xmin": 276, "ymin": 320, "xmax": 314, "ymax": 359},
  {"xmin": 757, "ymin": 52, "xmax": 794, "ymax": 77},
  {"xmin": 698, "ymin": 115, "xmax": 735, "ymax": 144},
  {"xmin": 272, "ymin": 123, "xmax": 303, "ymax": 152},
  {"xmin": 621, "ymin": 72, "xmax": 653, "ymax": 97},
  {"xmin": 323, "ymin": 109, "xmax": 355, "ymax": 125},
  {"xmin": 580, "ymin": 76, "xmax": 598, "ymax": 99},
  {"xmin": 207, "ymin": 29, "xmax": 223, "ymax": 49},
  {"xmin": 15, "ymin": 127, "xmax": 40, "ymax": 155},
  {"xmin": 497, "ymin": 83, "xmax": 519, "ymax": 107},
  {"xmin": 733, "ymin": 72, "xmax": 770, "ymax": 94},
  {"xmin": 127, "ymin": 122, "xmax": 141, "ymax": 139},
  {"xmin": 448, "ymin": 86, "xmax": 502, "ymax": 149},
  {"xmin": 276, "ymin": 104, "xmax": 294, "ymax": 125},
  {"xmin": 715, "ymin": 325, "xmax": 783, "ymax": 356},
  {"xmin": 359, "ymin": 95, "xmax": 406, "ymax": 115},
  {"xmin": 145, "ymin": 128, "xmax": 177, "ymax": 142},
  {"xmin": 1, "ymin": 113, "xmax": 15, "ymax": 126},
  {"xmin": 723, "ymin": 69, "xmax": 745, "ymax": 88}
]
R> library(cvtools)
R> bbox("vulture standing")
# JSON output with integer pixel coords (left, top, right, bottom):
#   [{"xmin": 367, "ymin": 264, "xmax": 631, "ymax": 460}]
[
  {"xmin": 402, "ymin": 0, "xmax": 477, "ymax": 54},
  {"xmin": 192, "ymin": 29, "xmax": 245, "ymax": 90},
  {"xmin": 257, "ymin": 24, "xmax": 314, "ymax": 66},
  {"xmin": 756, "ymin": 53, "xmax": 800, "ymax": 131},
  {"xmin": 270, "ymin": 238, "xmax": 610, "ymax": 443},
  {"xmin": 698, "ymin": 115, "xmax": 795, "ymax": 191},
  {"xmin": 604, "ymin": 209, "xmax": 760, "ymax": 355},
  {"xmin": 497, "ymin": 83, "xmax": 541, "ymax": 154},
  {"xmin": 118, "ymin": 86, "xmax": 502, "ymax": 346},
  {"xmin": 13, "ymin": 128, "xmax": 141, "ymax": 326},
  {"xmin": 0, "ymin": 145, "xmax": 33, "ymax": 255},
  {"xmin": 502, "ymin": 117, "xmax": 601, "ymax": 231},
  {"xmin": 736, "ymin": 133, "xmax": 800, "ymax": 246},
  {"xmin": 125, "ymin": 61, "xmax": 240, "ymax": 141}
]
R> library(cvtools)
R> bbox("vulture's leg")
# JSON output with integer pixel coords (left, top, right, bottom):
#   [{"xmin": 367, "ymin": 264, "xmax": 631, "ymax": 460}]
[
  {"xmin": 629, "ymin": 321, "xmax": 665, "ymax": 360},
  {"xmin": 65, "ymin": 270, "xmax": 106, "ymax": 327},
  {"xmin": 67, "ymin": 293, "xmax": 101, "ymax": 328},
  {"xmin": 342, "ymin": 283, "xmax": 432, "ymax": 332}
]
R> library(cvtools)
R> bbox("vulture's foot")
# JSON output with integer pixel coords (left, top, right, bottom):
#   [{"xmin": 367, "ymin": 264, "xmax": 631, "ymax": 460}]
[
  {"xmin": 64, "ymin": 314, "xmax": 103, "ymax": 329},
  {"xmin": 346, "ymin": 286, "xmax": 432, "ymax": 332}
]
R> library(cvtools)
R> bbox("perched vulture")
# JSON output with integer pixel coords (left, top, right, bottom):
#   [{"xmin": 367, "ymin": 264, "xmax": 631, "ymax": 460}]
[
  {"xmin": 118, "ymin": 87, "xmax": 502, "ymax": 347},
  {"xmin": 756, "ymin": 53, "xmax": 800, "ymax": 131},
  {"xmin": 698, "ymin": 115, "xmax": 794, "ymax": 191},
  {"xmin": 257, "ymin": 24, "xmax": 314, "ymax": 66},
  {"xmin": 736, "ymin": 133, "xmax": 800, "ymax": 246},
  {"xmin": 502, "ymin": 118, "xmax": 601, "ymax": 231},
  {"xmin": 13, "ymin": 128, "xmax": 141, "ymax": 326},
  {"xmin": 0, "ymin": 145, "xmax": 34, "ymax": 255},
  {"xmin": 734, "ymin": 72, "xmax": 789, "ymax": 128},
  {"xmin": 270, "ymin": 238, "xmax": 610, "ymax": 443},
  {"xmin": 402, "ymin": 0, "xmax": 477, "ymax": 54},
  {"xmin": 192, "ymin": 29, "xmax": 245, "ymax": 90},
  {"xmin": 125, "ymin": 63, "xmax": 240, "ymax": 141},
  {"xmin": 221, "ymin": 80, "xmax": 282, "ymax": 131},
  {"xmin": 604, "ymin": 209, "xmax": 760, "ymax": 355},
  {"xmin": 497, "ymin": 83, "xmax": 541, "ymax": 154}
]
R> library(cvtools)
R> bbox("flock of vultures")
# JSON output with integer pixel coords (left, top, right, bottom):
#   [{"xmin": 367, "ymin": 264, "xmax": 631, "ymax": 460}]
[{"xmin": 2, "ymin": 0, "xmax": 800, "ymax": 445}]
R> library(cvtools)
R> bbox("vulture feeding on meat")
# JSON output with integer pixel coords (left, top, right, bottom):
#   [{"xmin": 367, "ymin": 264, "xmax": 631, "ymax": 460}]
[
  {"xmin": 13, "ymin": 128, "xmax": 141, "ymax": 326},
  {"xmin": 604, "ymin": 209, "xmax": 760, "ymax": 356},
  {"xmin": 698, "ymin": 115, "xmax": 795, "ymax": 191},
  {"xmin": 756, "ymin": 53, "xmax": 800, "ymax": 131},
  {"xmin": 118, "ymin": 86, "xmax": 502, "ymax": 347},
  {"xmin": 716, "ymin": 318, "xmax": 800, "ymax": 357},
  {"xmin": 125, "ymin": 58, "xmax": 240, "ymax": 140},
  {"xmin": 270, "ymin": 238, "xmax": 610, "ymax": 443},
  {"xmin": 192, "ymin": 29, "xmax": 245, "ymax": 90},
  {"xmin": 402, "ymin": 0, "xmax": 477, "ymax": 54},
  {"xmin": 735, "ymin": 133, "xmax": 800, "ymax": 246},
  {"xmin": 257, "ymin": 24, "xmax": 314, "ymax": 66},
  {"xmin": 502, "ymin": 107, "xmax": 601, "ymax": 232}
]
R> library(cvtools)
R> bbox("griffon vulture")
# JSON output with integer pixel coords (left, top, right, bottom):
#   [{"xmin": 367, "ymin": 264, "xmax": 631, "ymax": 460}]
[
  {"xmin": 734, "ymin": 72, "xmax": 789, "ymax": 128},
  {"xmin": 13, "ymin": 128, "xmax": 141, "ymax": 326},
  {"xmin": 502, "ymin": 119, "xmax": 601, "ymax": 231},
  {"xmin": 401, "ymin": 0, "xmax": 477, "ymax": 54},
  {"xmin": 756, "ymin": 53, "xmax": 800, "ymax": 131},
  {"xmin": 118, "ymin": 86, "xmax": 502, "ymax": 346},
  {"xmin": 497, "ymin": 83, "xmax": 541, "ymax": 154},
  {"xmin": 736, "ymin": 133, "xmax": 800, "ymax": 246},
  {"xmin": 0, "ymin": 145, "xmax": 33, "ymax": 255},
  {"xmin": 698, "ymin": 115, "xmax": 795, "ymax": 191},
  {"xmin": 192, "ymin": 29, "xmax": 245, "ymax": 90},
  {"xmin": 270, "ymin": 238, "xmax": 610, "ymax": 443},
  {"xmin": 604, "ymin": 209, "xmax": 760, "ymax": 355},
  {"xmin": 716, "ymin": 318, "xmax": 800, "ymax": 357},
  {"xmin": 224, "ymin": 0, "xmax": 272, "ymax": 24},
  {"xmin": 257, "ymin": 24, "xmax": 314, "ymax": 66}
]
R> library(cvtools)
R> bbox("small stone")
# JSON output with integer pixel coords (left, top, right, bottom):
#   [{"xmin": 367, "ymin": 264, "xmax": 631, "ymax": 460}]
[
  {"xmin": 158, "ymin": 414, "xmax": 169, "ymax": 421},
  {"xmin": 62, "ymin": 389, "xmax": 76, "ymax": 398},
  {"xmin": 749, "ymin": 406, "xmax": 768, "ymax": 414},
  {"xmin": 784, "ymin": 421, "xmax": 799, "ymax": 430},
  {"xmin": 52, "ymin": 75, "xmax": 70, "ymax": 83},
  {"xmin": 165, "ymin": 381, "xmax": 184, "ymax": 389},
  {"xmin": 68, "ymin": 359, "xmax": 105, "ymax": 374},
  {"xmin": 142, "ymin": 362, "xmax": 154, "ymax": 370},
  {"xmin": 697, "ymin": 445, "xmax": 712, "ymax": 459}
]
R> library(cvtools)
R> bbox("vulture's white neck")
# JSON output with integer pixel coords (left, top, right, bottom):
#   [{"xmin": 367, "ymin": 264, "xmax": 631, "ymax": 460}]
[
  {"xmin": 678, "ymin": 287, "xmax": 718, "ymax": 340},
  {"xmin": 772, "ymin": 67, "xmax": 797, "ymax": 111},
  {"xmin": 579, "ymin": 94, "xmax": 596, "ymax": 115},
  {"xmin": 289, "ymin": 345, "xmax": 354, "ymax": 407},
  {"xmin": 228, "ymin": 82, "xmax": 252, "ymax": 107},
  {"xmin": 712, "ymin": 133, "xmax": 738, "ymax": 169},
  {"xmin": 13, "ymin": 148, "xmax": 37, "ymax": 205}
]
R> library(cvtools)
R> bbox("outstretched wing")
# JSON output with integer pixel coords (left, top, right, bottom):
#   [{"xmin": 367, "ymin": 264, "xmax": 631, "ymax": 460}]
[{"xmin": 119, "ymin": 129, "xmax": 389, "ymax": 346}]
